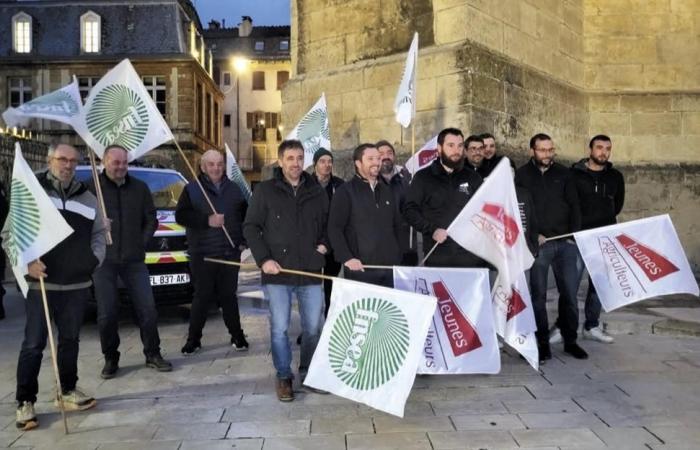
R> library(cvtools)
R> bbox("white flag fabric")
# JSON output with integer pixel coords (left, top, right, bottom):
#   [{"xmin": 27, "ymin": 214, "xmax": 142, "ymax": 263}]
[
  {"xmin": 76, "ymin": 59, "xmax": 174, "ymax": 161},
  {"xmin": 574, "ymin": 214, "xmax": 699, "ymax": 311},
  {"xmin": 225, "ymin": 143, "xmax": 252, "ymax": 202},
  {"xmin": 492, "ymin": 272, "xmax": 539, "ymax": 370},
  {"xmin": 393, "ymin": 266, "xmax": 500, "ymax": 374},
  {"xmin": 286, "ymin": 93, "xmax": 331, "ymax": 169},
  {"xmin": 0, "ymin": 144, "xmax": 74, "ymax": 296},
  {"xmin": 304, "ymin": 278, "xmax": 436, "ymax": 417},
  {"xmin": 404, "ymin": 134, "xmax": 438, "ymax": 175},
  {"xmin": 2, "ymin": 77, "xmax": 83, "ymax": 128},
  {"xmin": 446, "ymin": 157, "xmax": 535, "ymax": 295},
  {"xmin": 394, "ymin": 32, "xmax": 418, "ymax": 128}
]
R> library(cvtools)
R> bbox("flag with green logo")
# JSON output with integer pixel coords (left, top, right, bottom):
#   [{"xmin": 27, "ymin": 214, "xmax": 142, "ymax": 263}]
[
  {"xmin": 0, "ymin": 144, "xmax": 74, "ymax": 296},
  {"xmin": 76, "ymin": 59, "xmax": 174, "ymax": 161},
  {"xmin": 225, "ymin": 143, "xmax": 252, "ymax": 202},
  {"xmin": 2, "ymin": 77, "xmax": 83, "ymax": 129},
  {"xmin": 303, "ymin": 278, "xmax": 436, "ymax": 417},
  {"xmin": 285, "ymin": 93, "xmax": 331, "ymax": 169}
]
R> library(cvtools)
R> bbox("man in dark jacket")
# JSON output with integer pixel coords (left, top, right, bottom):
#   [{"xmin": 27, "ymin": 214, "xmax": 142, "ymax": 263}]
[
  {"xmin": 176, "ymin": 150, "xmax": 249, "ymax": 355},
  {"xmin": 329, "ymin": 143, "xmax": 402, "ymax": 288},
  {"xmin": 243, "ymin": 140, "xmax": 329, "ymax": 402},
  {"xmin": 9, "ymin": 143, "xmax": 106, "ymax": 430},
  {"xmin": 515, "ymin": 133, "xmax": 585, "ymax": 363},
  {"xmin": 377, "ymin": 140, "xmax": 417, "ymax": 265},
  {"xmin": 479, "ymin": 132, "xmax": 504, "ymax": 178},
  {"xmin": 0, "ymin": 179, "xmax": 8, "ymax": 320},
  {"xmin": 404, "ymin": 127, "xmax": 485, "ymax": 268},
  {"xmin": 464, "ymin": 135, "xmax": 490, "ymax": 179},
  {"xmin": 89, "ymin": 145, "xmax": 172, "ymax": 379},
  {"xmin": 311, "ymin": 148, "xmax": 344, "ymax": 316}
]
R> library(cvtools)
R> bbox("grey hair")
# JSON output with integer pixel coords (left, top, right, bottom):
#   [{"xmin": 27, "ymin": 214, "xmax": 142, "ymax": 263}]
[
  {"xmin": 46, "ymin": 142, "xmax": 77, "ymax": 162},
  {"xmin": 199, "ymin": 149, "xmax": 223, "ymax": 170}
]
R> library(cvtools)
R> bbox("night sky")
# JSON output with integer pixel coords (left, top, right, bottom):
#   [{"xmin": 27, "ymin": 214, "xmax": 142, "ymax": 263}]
[{"xmin": 193, "ymin": 0, "xmax": 291, "ymax": 27}]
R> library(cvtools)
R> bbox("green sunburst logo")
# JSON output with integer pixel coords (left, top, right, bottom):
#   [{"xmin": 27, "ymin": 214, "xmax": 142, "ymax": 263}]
[
  {"xmin": 18, "ymin": 90, "xmax": 79, "ymax": 117},
  {"xmin": 297, "ymin": 108, "xmax": 330, "ymax": 156},
  {"xmin": 86, "ymin": 84, "xmax": 149, "ymax": 150},
  {"xmin": 329, "ymin": 297, "xmax": 409, "ymax": 390},
  {"xmin": 5, "ymin": 179, "xmax": 41, "ymax": 267}
]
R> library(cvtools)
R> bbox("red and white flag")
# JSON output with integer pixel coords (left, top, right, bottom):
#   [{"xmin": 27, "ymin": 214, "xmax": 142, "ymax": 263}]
[
  {"xmin": 492, "ymin": 272, "xmax": 538, "ymax": 370},
  {"xmin": 393, "ymin": 266, "xmax": 500, "ymax": 374},
  {"xmin": 404, "ymin": 134, "xmax": 438, "ymax": 175},
  {"xmin": 574, "ymin": 214, "xmax": 699, "ymax": 311}
]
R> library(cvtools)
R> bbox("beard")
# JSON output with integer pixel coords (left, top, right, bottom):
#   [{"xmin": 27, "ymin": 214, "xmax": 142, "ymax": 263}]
[
  {"xmin": 380, "ymin": 159, "xmax": 394, "ymax": 175},
  {"xmin": 590, "ymin": 155, "xmax": 608, "ymax": 166},
  {"xmin": 440, "ymin": 153, "xmax": 465, "ymax": 171},
  {"xmin": 534, "ymin": 157, "xmax": 553, "ymax": 169}
]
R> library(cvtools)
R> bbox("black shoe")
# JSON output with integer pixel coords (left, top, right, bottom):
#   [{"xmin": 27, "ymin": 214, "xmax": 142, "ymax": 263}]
[
  {"xmin": 538, "ymin": 342, "xmax": 552, "ymax": 363},
  {"xmin": 146, "ymin": 354, "xmax": 173, "ymax": 372},
  {"xmin": 564, "ymin": 342, "xmax": 589, "ymax": 359},
  {"xmin": 296, "ymin": 334, "xmax": 302, "ymax": 345},
  {"xmin": 100, "ymin": 358, "xmax": 119, "ymax": 379},
  {"xmin": 181, "ymin": 341, "xmax": 201, "ymax": 355},
  {"xmin": 231, "ymin": 334, "xmax": 249, "ymax": 351}
]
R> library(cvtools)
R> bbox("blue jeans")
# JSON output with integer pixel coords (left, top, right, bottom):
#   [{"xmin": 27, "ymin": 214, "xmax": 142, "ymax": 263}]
[
  {"xmin": 93, "ymin": 261, "xmax": 161, "ymax": 359},
  {"xmin": 264, "ymin": 283, "xmax": 323, "ymax": 380},
  {"xmin": 16, "ymin": 288, "xmax": 89, "ymax": 403},
  {"xmin": 529, "ymin": 239, "xmax": 584, "ymax": 345},
  {"xmin": 584, "ymin": 275, "xmax": 602, "ymax": 330}
]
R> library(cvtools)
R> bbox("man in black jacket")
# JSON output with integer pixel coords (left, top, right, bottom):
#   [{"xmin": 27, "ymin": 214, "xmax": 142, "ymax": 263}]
[
  {"xmin": 479, "ymin": 132, "xmax": 504, "ymax": 178},
  {"xmin": 176, "ymin": 150, "xmax": 249, "ymax": 355},
  {"xmin": 0, "ymin": 179, "xmax": 8, "ymax": 320},
  {"xmin": 311, "ymin": 148, "xmax": 344, "ymax": 316},
  {"xmin": 89, "ymin": 145, "xmax": 172, "ymax": 378},
  {"xmin": 329, "ymin": 143, "xmax": 402, "ymax": 288},
  {"xmin": 464, "ymin": 135, "xmax": 489, "ymax": 179},
  {"xmin": 515, "ymin": 133, "xmax": 586, "ymax": 362},
  {"xmin": 404, "ymin": 127, "xmax": 485, "ymax": 268},
  {"xmin": 243, "ymin": 140, "xmax": 329, "ymax": 402}
]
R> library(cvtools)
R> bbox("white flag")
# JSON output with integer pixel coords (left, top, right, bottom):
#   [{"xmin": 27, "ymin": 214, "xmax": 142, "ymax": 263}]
[
  {"xmin": 225, "ymin": 143, "xmax": 252, "ymax": 202},
  {"xmin": 304, "ymin": 278, "xmax": 436, "ymax": 417},
  {"xmin": 394, "ymin": 32, "xmax": 418, "ymax": 128},
  {"xmin": 0, "ymin": 144, "xmax": 74, "ymax": 296},
  {"xmin": 286, "ymin": 93, "xmax": 331, "ymax": 169},
  {"xmin": 446, "ymin": 157, "xmax": 535, "ymax": 294},
  {"xmin": 404, "ymin": 134, "xmax": 438, "ymax": 176},
  {"xmin": 76, "ymin": 59, "xmax": 174, "ymax": 161},
  {"xmin": 393, "ymin": 266, "xmax": 500, "ymax": 375},
  {"xmin": 492, "ymin": 272, "xmax": 539, "ymax": 371},
  {"xmin": 574, "ymin": 214, "xmax": 699, "ymax": 311},
  {"xmin": 2, "ymin": 77, "xmax": 83, "ymax": 128}
]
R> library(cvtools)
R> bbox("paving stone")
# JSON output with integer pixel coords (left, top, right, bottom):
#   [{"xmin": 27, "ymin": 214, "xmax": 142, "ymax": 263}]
[
  {"xmin": 262, "ymin": 434, "xmax": 346, "ymax": 449},
  {"xmin": 503, "ymin": 399, "xmax": 583, "ymax": 413},
  {"xmin": 373, "ymin": 416, "xmax": 453, "ymax": 433},
  {"xmin": 77, "ymin": 410, "xmax": 158, "ymax": 429},
  {"xmin": 517, "ymin": 412, "xmax": 607, "ymax": 429},
  {"xmin": 226, "ymin": 420, "xmax": 310, "ymax": 438},
  {"xmin": 222, "ymin": 404, "xmax": 291, "ymax": 422},
  {"xmin": 0, "ymin": 429, "xmax": 22, "ymax": 447},
  {"xmin": 450, "ymin": 414, "xmax": 525, "ymax": 431},
  {"xmin": 97, "ymin": 441, "xmax": 180, "ymax": 450},
  {"xmin": 151, "ymin": 407, "xmax": 224, "ymax": 424},
  {"xmin": 179, "ymin": 438, "xmax": 264, "ymax": 449},
  {"xmin": 590, "ymin": 426, "xmax": 662, "ymax": 447},
  {"xmin": 427, "ymin": 430, "xmax": 517, "ymax": 449},
  {"xmin": 288, "ymin": 403, "xmax": 360, "ymax": 420},
  {"xmin": 346, "ymin": 431, "xmax": 432, "ymax": 450},
  {"xmin": 153, "ymin": 422, "xmax": 230, "ymax": 440},
  {"xmin": 511, "ymin": 428, "xmax": 606, "ymax": 448},
  {"xmin": 361, "ymin": 401, "xmax": 435, "ymax": 418},
  {"xmin": 13, "ymin": 425, "xmax": 159, "ymax": 447},
  {"xmin": 644, "ymin": 425, "xmax": 700, "ymax": 444},
  {"xmin": 311, "ymin": 417, "xmax": 373, "ymax": 435},
  {"xmin": 430, "ymin": 399, "xmax": 507, "ymax": 416}
]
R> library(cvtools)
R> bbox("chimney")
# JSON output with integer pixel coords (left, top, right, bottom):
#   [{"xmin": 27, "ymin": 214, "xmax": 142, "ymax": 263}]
[
  {"xmin": 208, "ymin": 19, "xmax": 220, "ymax": 30},
  {"xmin": 238, "ymin": 16, "xmax": 253, "ymax": 37},
  {"xmin": 222, "ymin": 18, "xmax": 226, "ymax": 28}
]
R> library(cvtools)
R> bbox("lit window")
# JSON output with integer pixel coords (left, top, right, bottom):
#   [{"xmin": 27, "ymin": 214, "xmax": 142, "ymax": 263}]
[
  {"xmin": 12, "ymin": 12, "xmax": 32, "ymax": 54},
  {"xmin": 254, "ymin": 41, "xmax": 264, "ymax": 52},
  {"xmin": 142, "ymin": 76, "xmax": 167, "ymax": 116},
  {"xmin": 8, "ymin": 77, "xmax": 32, "ymax": 107},
  {"xmin": 81, "ymin": 11, "xmax": 101, "ymax": 53},
  {"xmin": 279, "ymin": 40, "xmax": 289, "ymax": 51}
]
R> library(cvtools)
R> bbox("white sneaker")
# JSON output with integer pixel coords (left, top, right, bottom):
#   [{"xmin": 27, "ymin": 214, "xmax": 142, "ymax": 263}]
[
  {"xmin": 583, "ymin": 326, "xmax": 614, "ymax": 344},
  {"xmin": 549, "ymin": 327, "xmax": 562, "ymax": 344}
]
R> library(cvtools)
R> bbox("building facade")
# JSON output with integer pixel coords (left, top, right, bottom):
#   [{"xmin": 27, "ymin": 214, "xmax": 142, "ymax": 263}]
[
  {"xmin": 204, "ymin": 17, "xmax": 291, "ymax": 182},
  {"xmin": 0, "ymin": 0, "xmax": 223, "ymax": 172}
]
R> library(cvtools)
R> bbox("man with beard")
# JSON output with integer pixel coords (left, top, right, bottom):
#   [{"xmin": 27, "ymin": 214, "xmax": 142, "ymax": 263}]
[
  {"xmin": 376, "ymin": 140, "xmax": 416, "ymax": 265},
  {"xmin": 550, "ymin": 135, "xmax": 623, "ymax": 345},
  {"xmin": 404, "ymin": 128, "xmax": 485, "ymax": 268},
  {"xmin": 515, "ymin": 133, "xmax": 585, "ymax": 363},
  {"xmin": 328, "ymin": 144, "xmax": 402, "ymax": 288},
  {"xmin": 464, "ymin": 135, "xmax": 489, "ymax": 179},
  {"xmin": 479, "ymin": 133, "xmax": 504, "ymax": 177}
]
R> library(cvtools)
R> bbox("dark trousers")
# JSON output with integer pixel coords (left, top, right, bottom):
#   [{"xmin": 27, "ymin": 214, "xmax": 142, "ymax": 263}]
[
  {"xmin": 93, "ymin": 261, "xmax": 161, "ymax": 360},
  {"xmin": 16, "ymin": 288, "xmax": 89, "ymax": 403},
  {"xmin": 529, "ymin": 239, "xmax": 584, "ymax": 345},
  {"xmin": 345, "ymin": 268, "xmax": 394, "ymax": 288},
  {"xmin": 188, "ymin": 254, "xmax": 243, "ymax": 342},
  {"xmin": 322, "ymin": 255, "xmax": 342, "ymax": 318},
  {"xmin": 584, "ymin": 275, "xmax": 602, "ymax": 330}
]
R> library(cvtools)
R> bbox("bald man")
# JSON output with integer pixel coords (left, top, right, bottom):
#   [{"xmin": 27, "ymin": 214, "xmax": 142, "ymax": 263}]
[{"xmin": 176, "ymin": 150, "xmax": 249, "ymax": 354}]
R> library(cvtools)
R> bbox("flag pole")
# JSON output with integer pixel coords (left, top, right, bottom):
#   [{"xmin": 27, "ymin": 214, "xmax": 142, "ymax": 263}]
[
  {"xmin": 87, "ymin": 148, "xmax": 112, "ymax": 245},
  {"xmin": 204, "ymin": 257, "xmax": 336, "ymax": 281},
  {"xmin": 409, "ymin": 122, "xmax": 416, "ymax": 250},
  {"xmin": 544, "ymin": 232, "xmax": 574, "ymax": 242},
  {"xmin": 420, "ymin": 241, "xmax": 439, "ymax": 266},
  {"xmin": 172, "ymin": 140, "xmax": 238, "ymax": 252},
  {"xmin": 39, "ymin": 277, "xmax": 69, "ymax": 435}
]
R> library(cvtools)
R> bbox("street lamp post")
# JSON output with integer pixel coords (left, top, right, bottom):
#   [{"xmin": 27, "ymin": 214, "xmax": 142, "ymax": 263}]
[{"xmin": 232, "ymin": 56, "xmax": 249, "ymax": 167}]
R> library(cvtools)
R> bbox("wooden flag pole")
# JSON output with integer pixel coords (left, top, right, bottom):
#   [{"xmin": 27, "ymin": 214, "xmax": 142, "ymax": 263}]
[
  {"xmin": 420, "ymin": 241, "xmax": 439, "ymax": 266},
  {"xmin": 87, "ymin": 148, "xmax": 112, "ymax": 245},
  {"xmin": 172, "ymin": 140, "xmax": 238, "ymax": 252},
  {"xmin": 204, "ymin": 257, "xmax": 336, "ymax": 282},
  {"xmin": 544, "ymin": 232, "xmax": 574, "ymax": 242},
  {"xmin": 38, "ymin": 277, "xmax": 69, "ymax": 435},
  {"xmin": 409, "ymin": 122, "xmax": 416, "ymax": 250}
]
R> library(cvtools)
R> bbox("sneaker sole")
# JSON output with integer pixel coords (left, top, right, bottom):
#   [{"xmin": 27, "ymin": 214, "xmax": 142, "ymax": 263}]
[
  {"xmin": 583, "ymin": 335, "xmax": 614, "ymax": 344},
  {"xmin": 232, "ymin": 346, "xmax": 249, "ymax": 352},
  {"xmin": 16, "ymin": 419, "xmax": 38, "ymax": 431},
  {"xmin": 181, "ymin": 348, "xmax": 201, "ymax": 356},
  {"xmin": 55, "ymin": 398, "xmax": 97, "ymax": 412},
  {"xmin": 100, "ymin": 371, "xmax": 118, "ymax": 380},
  {"xmin": 146, "ymin": 363, "xmax": 173, "ymax": 372},
  {"xmin": 277, "ymin": 396, "xmax": 294, "ymax": 402}
]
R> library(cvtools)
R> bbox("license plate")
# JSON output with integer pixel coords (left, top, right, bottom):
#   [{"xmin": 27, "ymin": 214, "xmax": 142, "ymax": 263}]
[{"xmin": 149, "ymin": 273, "xmax": 190, "ymax": 286}]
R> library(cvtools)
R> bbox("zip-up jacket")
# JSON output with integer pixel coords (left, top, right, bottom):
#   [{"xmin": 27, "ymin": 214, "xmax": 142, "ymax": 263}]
[
  {"xmin": 404, "ymin": 159, "xmax": 487, "ymax": 267},
  {"xmin": 328, "ymin": 175, "xmax": 402, "ymax": 267},
  {"xmin": 243, "ymin": 169, "xmax": 329, "ymax": 285},
  {"xmin": 87, "ymin": 172, "xmax": 157, "ymax": 263},
  {"xmin": 515, "ymin": 186, "xmax": 539, "ymax": 256},
  {"xmin": 381, "ymin": 166, "xmax": 415, "ymax": 257},
  {"xmin": 176, "ymin": 174, "xmax": 248, "ymax": 258},
  {"xmin": 515, "ymin": 159, "xmax": 581, "ymax": 237},
  {"xmin": 571, "ymin": 159, "xmax": 625, "ymax": 230}
]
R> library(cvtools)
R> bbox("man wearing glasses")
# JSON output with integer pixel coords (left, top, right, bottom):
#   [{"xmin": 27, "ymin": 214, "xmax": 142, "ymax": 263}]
[{"xmin": 515, "ymin": 133, "xmax": 585, "ymax": 363}]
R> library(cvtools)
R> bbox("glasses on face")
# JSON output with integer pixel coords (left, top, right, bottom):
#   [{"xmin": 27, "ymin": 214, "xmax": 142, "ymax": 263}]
[{"xmin": 53, "ymin": 156, "xmax": 80, "ymax": 165}]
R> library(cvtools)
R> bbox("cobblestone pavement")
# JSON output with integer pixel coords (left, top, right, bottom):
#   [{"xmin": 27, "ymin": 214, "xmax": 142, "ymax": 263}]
[{"xmin": 1, "ymin": 271, "xmax": 699, "ymax": 449}]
